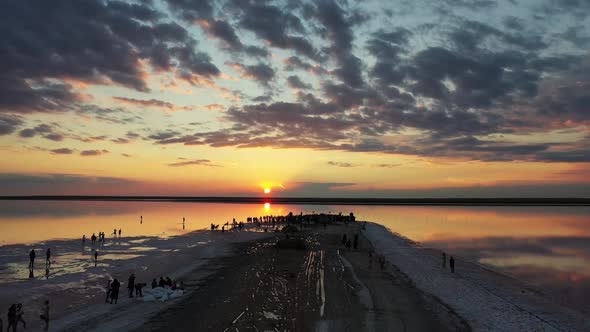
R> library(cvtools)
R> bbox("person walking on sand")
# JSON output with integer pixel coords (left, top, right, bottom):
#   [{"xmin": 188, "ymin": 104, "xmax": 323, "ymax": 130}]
[
  {"xmin": 7, "ymin": 304, "xmax": 16, "ymax": 332},
  {"xmin": 128, "ymin": 273, "xmax": 135, "ymax": 298},
  {"xmin": 16, "ymin": 304, "xmax": 25, "ymax": 329},
  {"xmin": 94, "ymin": 249, "xmax": 98, "ymax": 267},
  {"xmin": 110, "ymin": 279, "xmax": 120, "ymax": 304},
  {"xmin": 29, "ymin": 249, "xmax": 36, "ymax": 270},
  {"xmin": 105, "ymin": 279, "xmax": 112, "ymax": 302},
  {"xmin": 39, "ymin": 300, "xmax": 49, "ymax": 331},
  {"xmin": 46, "ymin": 248, "xmax": 51, "ymax": 267},
  {"xmin": 442, "ymin": 252, "xmax": 447, "ymax": 269},
  {"xmin": 450, "ymin": 256, "xmax": 455, "ymax": 273}
]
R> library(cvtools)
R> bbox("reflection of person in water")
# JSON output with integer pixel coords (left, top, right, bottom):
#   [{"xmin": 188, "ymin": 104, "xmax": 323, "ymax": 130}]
[
  {"xmin": 94, "ymin": 250, "xmax": 98, "ymax": 267},
  {"xmin": 450, "ymin": 256, "xmax": 455, "ymax": 273}
]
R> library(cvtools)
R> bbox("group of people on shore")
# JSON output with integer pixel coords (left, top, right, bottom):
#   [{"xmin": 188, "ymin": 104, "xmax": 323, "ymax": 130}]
[
  {"xmin": 105, "ymin": 273, "xmax": 183, "ymax": 304},
  {"xmin": 2, "ymin": 301, "xmax": 49, "ymax": 332},
  {"xmin": 84, "ymin": 228, "xmax": 122, "ymax": 246}
]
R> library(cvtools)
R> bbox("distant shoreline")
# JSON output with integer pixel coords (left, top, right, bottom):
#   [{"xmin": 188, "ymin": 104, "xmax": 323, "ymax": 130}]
[{"xmin": 0, "ymin": 196, "xmax": 589, "ymax": 206}]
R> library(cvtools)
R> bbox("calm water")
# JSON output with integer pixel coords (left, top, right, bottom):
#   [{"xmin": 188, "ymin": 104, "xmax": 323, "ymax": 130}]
[{"xmin": 1, "ymin": 200, "xmax": 589, "ymax": 312}]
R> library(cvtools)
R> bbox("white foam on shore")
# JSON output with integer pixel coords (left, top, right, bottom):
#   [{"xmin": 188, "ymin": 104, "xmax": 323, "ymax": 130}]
[{"xmin": 364, "ymin": 222, "xmax": 590, "ymax": 332}]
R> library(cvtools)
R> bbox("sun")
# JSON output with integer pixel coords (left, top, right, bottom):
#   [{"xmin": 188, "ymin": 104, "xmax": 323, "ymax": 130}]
[{"xmin": 264, "ymin": 188, "xmax": 271, "ymax": 194}]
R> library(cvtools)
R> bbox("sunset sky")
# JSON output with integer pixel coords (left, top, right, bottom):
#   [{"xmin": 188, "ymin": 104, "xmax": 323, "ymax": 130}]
[{"xmin": 0, "ymin": 0, "xmax": 589, "ymax": 197}]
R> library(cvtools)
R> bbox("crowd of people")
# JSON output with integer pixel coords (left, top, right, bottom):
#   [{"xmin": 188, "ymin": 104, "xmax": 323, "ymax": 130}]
[{"xmin": 104, "ymin": 273, "xmax": 184, "ymax": 304}]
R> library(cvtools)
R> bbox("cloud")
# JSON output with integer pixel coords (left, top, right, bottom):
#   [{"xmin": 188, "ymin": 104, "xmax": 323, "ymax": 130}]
[
  {"xmin": 80, "ymin": 149, "xmax": 109, "ymax": 156},
  {"xmin": 18, "ymin": 124, "xmax": 65, "ymax": 141},
  {"xmin": 233, "ymin": 2, "xmax": 319, "ymax": 59},
  {"xmin": 168, "ymin": 159, "xmax": 220, "ymax": 167},
  {"xmin": 327, "ymin": 161, "xmax": 358, "ymax": 168},
  {"xmin": 0, "ymin": 173, "xmax": 135, "ymax": 195},
  {"xmin": 231, "ymin": 63, "xmax": 275, "ymax": 86},
  {"xmin": 50, "ymin": 148, "xmax": 74, "ymax": 155},
  {"xmin": 287, "ymin": 75, "xmax": 312, "ymax": 90},
  {"xmin": 0, "ymin": 114, "xmax": 23, "ymax": 135},
  {"xmin": 0, "ymin": 0, "xmax": 219, "ymax": 114}
]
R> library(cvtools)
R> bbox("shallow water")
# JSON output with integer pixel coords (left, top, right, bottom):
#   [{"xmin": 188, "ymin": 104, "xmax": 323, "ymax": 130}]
[{"xmin": 0, "ymin": 200, "xmax": 589, "ymax": 312}]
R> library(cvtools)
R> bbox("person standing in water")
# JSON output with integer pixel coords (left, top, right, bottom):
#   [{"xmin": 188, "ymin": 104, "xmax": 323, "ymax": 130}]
[
  {"xmin": 118, "ymin": 229, "xmax": 121, "ymax": 237},
  {"xmin": 140, "ymin": 215, "xmax": 142, "ymax": 224},
  {"xmin": 29, "ymin": 249, "xmax": 36, "ymax": 270},
  {"xmin": 449, "ymin": 256, "xmax": 455, "ymax": 273},
  {"xmin": 46, "ymin": 248, "xmax": 51, "ymax": 267}
]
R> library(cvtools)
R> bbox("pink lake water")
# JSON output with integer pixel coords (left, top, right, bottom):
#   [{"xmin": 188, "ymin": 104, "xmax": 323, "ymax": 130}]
[{"xmin": 0, "ymin": 200, "xmax": 589, "ymax": 312}]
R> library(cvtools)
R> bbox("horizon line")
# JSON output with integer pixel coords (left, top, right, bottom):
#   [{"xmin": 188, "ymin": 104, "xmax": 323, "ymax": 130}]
[{"xmin": 0, "ymin": 195, "xmax": 588, "ymax": 206}]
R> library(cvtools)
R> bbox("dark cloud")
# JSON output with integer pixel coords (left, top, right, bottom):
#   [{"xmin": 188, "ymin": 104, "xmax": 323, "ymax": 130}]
[
  {"xmin": 287, "ymin": 75, "xmax": 312, "ymax": 90},
  {"xmin": 18, "ymin": 124, "xmax": 65, "ymax": 141},
  {"xmin": 111, "ymin": 138, "xmax": 131, "ymax": 144},
  {"xmin": 315, "ymin": 0, "xmax": 364, "ymax": 87},
  {"xmin": 0, "ymin": 173, "xmax": 135, "ymax": 195},
  {"xmin": 80, "ymin": 149, "xmax": 109, "ymax": 156},
  {"xmin": 50, "ymin": 148, "xmax": 74, "ymax": 155},
  {"xmin": 0, "ymin": 114, "xmax": 23, "ymax": 135},
  {"xmin": 113, "ymin": 97, "xmax": 175, "ymax": 110},
  {"xmin": 232, "ymin": 63, "xmax": 275, "ymax": 86},
  {"xmin": 0, "ymin": 0, "xmax": 219, "ymax": 113},
  {"xmin": 233, "ymin": 1, "xmax": 319, "ymax": 59},
  {"xmin": 168, "ymin": 159, "xmax": 220, "ymax": 167}
]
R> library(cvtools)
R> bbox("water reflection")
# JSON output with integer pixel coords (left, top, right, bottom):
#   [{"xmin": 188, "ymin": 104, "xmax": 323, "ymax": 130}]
[{"xmin": 0, "ymin": 201, "xmax": 589, "ymax": 312}]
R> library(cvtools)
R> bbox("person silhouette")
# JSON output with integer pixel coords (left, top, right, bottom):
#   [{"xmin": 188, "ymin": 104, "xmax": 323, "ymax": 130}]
[
  {"xmin": 16, "ymin": 303, "xmax": 25, "ymax": 329},
  {"xmin": 450, "ymin": 256, "xmax": 455, "ymax": 273},
  {"xmin": 29, "ymin": 249, "xmax": 36, "ymax": 270},
  {"xmin": 140, "ymin": 215, "xmax": 143, "ymax": 224},
  {"xmin": 118, "ymin": 229, "xmax": 121, "ymax": 237},
  {"xmin": 7, "ymin": 304, "xmax": 16, "ymax": 332},
  {"xmin": 128, "ymin": 273, "xmax": 135, "ymax": 298},
  {"xmin": 110, "ymin": 279, "xmax": 120, "ymax": 304},
  {"xmin": 46, "ymin": 248, "xmax": 51, "ymax": 267},
  {"xmin": 94, "ymin": 250, "xmax": 98, "ymax": 267},
  {"xmin": 105, "ymin": 279, "xmax": 112, "ymax": 302}
]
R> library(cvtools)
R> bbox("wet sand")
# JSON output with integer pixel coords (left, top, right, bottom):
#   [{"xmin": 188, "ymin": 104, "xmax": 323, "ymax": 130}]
[{"xmin": 137, "ymin": 224, "xmax": 469, "ymax": 331}]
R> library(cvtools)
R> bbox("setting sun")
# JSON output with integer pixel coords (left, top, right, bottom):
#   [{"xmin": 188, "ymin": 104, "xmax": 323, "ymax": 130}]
[{"xmin": 264, "ymin": 188, "xmax": 271, "ymax": 194}]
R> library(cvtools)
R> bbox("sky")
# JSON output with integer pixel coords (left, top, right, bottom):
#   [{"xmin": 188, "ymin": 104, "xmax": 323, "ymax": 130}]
[{"xmin": 0, "ymin": 0, "xmax": 589, "ymax": 197}]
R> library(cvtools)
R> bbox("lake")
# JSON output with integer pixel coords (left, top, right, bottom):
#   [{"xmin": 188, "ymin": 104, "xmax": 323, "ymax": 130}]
[{"xmin": 0, "ymin": 200, "xmax": 589, "ymax": 312}]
